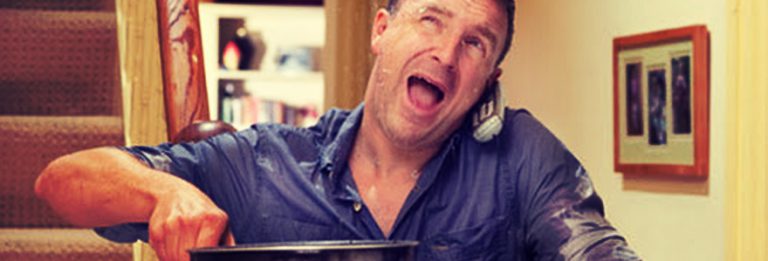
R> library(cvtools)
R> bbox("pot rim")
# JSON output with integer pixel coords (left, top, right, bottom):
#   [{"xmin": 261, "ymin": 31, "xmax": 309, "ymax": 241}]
[{"xmin": 189, "ymin": 240, "xmax": 419, "ymax": 254}]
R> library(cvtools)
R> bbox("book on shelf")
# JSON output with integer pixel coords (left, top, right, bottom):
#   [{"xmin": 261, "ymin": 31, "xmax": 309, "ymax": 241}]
[{"xmin": 220, "ymin": 94, "xmax": 318, "ymax": 129}]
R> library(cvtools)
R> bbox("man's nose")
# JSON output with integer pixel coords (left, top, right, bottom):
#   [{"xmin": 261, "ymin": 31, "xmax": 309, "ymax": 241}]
[{"xmin": 430, "ymin": 34, "xmax": 460, "ymax": 71}]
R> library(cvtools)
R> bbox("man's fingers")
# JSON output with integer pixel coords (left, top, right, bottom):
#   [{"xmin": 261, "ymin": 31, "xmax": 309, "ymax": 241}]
[
  {"xmin": 222, "ymin": 230, "xmax": 236, "ymax": 246},
  {"xmin": 146, "ymin": 183, "xmax": 228, "ymax": 260},
  {"xmin": 195, "ymin": 225, "xmax": 222, "ymax": 248},
  {"xmin": 194, "ymin": 213, "xmax": 228, "ymax": 247},
  {"xmin": 159, "ymin": 217, "xmax": 188, "ymax": 261},
  {"xmin": 167, "ymin": 223, "xmax": 180, "ymax": 261},
  {"xmin": 178, "ymin": 218, "xmax": 201, "ymax": 261},
  {"xmin": 149, "ymin": 225, "xmax": 168, "ymax": 261}
]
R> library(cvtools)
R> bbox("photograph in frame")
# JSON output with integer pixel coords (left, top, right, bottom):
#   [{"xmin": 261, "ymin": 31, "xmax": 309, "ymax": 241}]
[
  {"xmin": 625, "ymin": 62, "xmax": 643, "ymax": 136},
  {"xmin": 612, "ymin": 25, "xmax": 709, "ymax": 178},
  {"xmin": 647, "ymin": 68, "xmax": 667, "ymax": 146},
  {"xmin": 671, "ymin": 55, "xmax": 692, "ymax": 135}
]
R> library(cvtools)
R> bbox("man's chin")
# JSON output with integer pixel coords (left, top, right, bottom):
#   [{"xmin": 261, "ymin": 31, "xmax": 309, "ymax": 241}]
[
  {"xmin": 385, "ymin": 126, "xmax": 442, "ymax": 149},
  {"xmin": 373, "ymin": 106, "xmax": 445, "ymax": 149},
  {"xmin": 390, "ymin": 136, "xmax": 433, "ymax": 150}
]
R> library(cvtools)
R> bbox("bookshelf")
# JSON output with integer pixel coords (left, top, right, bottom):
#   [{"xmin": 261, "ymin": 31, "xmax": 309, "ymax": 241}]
[{"xmin": 199, "ymin": 3, "xmax": 325, "ymax": 130}]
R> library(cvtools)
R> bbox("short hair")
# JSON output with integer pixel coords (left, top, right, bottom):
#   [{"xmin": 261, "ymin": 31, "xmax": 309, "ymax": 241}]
[{"xmin": 387, "ymin": 0, "xmax": 515, "ymax": 65}]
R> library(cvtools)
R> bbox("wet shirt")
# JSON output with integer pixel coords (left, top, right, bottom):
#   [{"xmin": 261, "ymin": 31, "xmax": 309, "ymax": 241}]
[{"xmin": 96, "ymin": 105, "xmax": 638, "ymax": 260}]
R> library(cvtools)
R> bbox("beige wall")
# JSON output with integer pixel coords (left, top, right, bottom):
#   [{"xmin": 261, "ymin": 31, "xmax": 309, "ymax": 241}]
[
  {"xmin": 499, "ymin": 1, "xmax": 727, "ymax": 260},
  {"xmin": 725, "ymin": 0, "xmax": 768, "ymax": 259}
]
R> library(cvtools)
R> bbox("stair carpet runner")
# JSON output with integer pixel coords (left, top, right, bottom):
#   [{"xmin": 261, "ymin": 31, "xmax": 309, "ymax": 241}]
[{"xmin": 0, "ymin": 1, "xmax": 132, "ymax": 260}]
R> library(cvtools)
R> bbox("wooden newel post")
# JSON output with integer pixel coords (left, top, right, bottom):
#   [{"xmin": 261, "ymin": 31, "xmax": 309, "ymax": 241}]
[{"xmin": 156, "ymin": 0, "xmax": 210, "ymax": 139}]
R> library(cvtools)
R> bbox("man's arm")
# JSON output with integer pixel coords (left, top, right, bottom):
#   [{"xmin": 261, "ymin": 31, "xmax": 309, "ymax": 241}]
[
  {"xmin": 520, "ymin": 147, "xmax": 639, "ymax": 260},
  {"xmin": 35, "ymin": 147, "xmax": 230, "ymax": 261},
  {"xmin": 504, "ymin": 110, "xmax": 638, "ymax": 260},
  {"xmin": 524, "ymin": 164, "xmax": 637, "ymax": 260}
]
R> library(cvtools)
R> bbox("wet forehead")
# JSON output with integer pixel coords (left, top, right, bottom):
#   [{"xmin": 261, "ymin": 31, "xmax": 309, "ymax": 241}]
[
  {"xmin": 396, "ymin": 0, "xmax": 507, "ymax": 23},
  {"xmin": 397, "ymin": 0, "xmax": 507, "ymax": 42}
]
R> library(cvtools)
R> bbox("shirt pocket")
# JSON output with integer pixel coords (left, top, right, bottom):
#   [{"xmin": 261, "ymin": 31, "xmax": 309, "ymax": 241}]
[{"xmin": 422, "ymin": 217, "xmax": 509, "ymax": 261}]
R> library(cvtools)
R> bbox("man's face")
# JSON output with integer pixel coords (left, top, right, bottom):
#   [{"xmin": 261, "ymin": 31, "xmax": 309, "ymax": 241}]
[{"xmin": 366, "ymin": 0, "xmax": 508, "ymax": 149}]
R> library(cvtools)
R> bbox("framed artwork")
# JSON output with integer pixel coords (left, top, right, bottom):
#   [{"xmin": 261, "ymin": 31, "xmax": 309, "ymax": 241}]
[{"xmin": 613, "ymin": 25, "xmax": 709, "ymax": 178}]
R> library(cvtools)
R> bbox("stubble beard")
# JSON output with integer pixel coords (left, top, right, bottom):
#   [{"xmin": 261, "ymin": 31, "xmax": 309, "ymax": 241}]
[{"xmin": 369, "ymin": 62, "xmax": 451, "ymax": 152}]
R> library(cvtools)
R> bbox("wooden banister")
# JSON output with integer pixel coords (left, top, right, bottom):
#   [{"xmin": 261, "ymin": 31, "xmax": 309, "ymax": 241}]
[{"xmin": 155, "ymin": 0, "xmax": 210, "ymax": 140}]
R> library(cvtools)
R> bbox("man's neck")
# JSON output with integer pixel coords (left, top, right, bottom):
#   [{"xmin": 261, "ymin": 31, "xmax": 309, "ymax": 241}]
[
  {"xmin": 348, "ymin": 112, "xmax": 441, "ymax": 237},
  {"xmin": 349, "ymin": 114, "xmax": 439, "ymax": 179}
]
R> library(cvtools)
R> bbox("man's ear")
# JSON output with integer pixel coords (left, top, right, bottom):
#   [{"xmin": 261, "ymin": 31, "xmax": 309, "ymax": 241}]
[
  {"xmin": 489, "ymin": 68, "xmax": 502, "ymax": 83},
  {"xmin": 371, "ymin": 9, "xmax": 390, "ymax": 55}
]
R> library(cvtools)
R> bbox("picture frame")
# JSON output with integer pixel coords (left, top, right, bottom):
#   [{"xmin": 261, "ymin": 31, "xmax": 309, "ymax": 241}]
[{"xmin": 613, "ymin": 25, "xmax": 709, "ymax": 178}]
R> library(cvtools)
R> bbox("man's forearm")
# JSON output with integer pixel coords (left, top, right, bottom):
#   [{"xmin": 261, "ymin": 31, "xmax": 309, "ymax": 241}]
[
  {"xmin": 35, "ymin": 147, "xmax": 174, "ymax": 227},
  {"xmin": 36, "ymin": 146, "xmax": 232, "ymax": 261}
]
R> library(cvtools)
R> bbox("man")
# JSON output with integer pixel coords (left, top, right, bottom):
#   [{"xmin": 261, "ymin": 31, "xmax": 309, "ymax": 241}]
[{"xmin": 35, "ymin": 0, "xmax": 639, "ymax": 260}]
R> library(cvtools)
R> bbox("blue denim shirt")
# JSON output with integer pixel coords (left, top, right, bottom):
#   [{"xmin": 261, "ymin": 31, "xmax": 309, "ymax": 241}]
[{"xmin": 96, "ymin": 105, "xmax": 637, "ymax": 260}]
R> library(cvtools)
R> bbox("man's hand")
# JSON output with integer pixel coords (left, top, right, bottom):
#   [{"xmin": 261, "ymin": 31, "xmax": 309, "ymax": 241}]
[
  {"xmin": 35, "ymin": 148, "xmax": 236, "ymax": 261},
  {"xmin": 148, "ymin": 182, "xmax": 234, "ymax": 261}
]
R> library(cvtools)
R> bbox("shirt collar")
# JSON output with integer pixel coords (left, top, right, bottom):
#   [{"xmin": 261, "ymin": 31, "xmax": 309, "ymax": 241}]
[
  {"xmin": 320, "ymin": 102, "xmax": 467, "ymax": 201},
  {"xmin": 319, "ymin": 103, "xmax": 365, "ymax": 177}
]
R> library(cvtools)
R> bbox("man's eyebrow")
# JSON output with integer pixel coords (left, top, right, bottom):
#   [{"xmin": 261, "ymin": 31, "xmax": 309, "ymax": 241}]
[
  {"xmin": 419, "ymin": 4, "xmax": 454, "ymax": 18},
  {"xmin": 417, "ymin": 4, "xmax": 499, "ymax": 51}
]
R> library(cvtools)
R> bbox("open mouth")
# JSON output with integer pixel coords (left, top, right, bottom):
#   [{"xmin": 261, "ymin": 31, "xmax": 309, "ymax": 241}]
[{"xmin": 407, "ymin": 75, "xmax": 445, "ymax": 109}]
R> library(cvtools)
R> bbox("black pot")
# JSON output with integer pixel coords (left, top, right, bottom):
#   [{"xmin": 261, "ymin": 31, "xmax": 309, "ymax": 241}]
[{"xmin": 189, "ymin": 240, "xmax": 419, "ymax": 261}]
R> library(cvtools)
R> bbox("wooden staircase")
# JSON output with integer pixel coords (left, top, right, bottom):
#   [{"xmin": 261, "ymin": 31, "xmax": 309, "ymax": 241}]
[{"xmin": 0, "ymin": 1, "xmax": 132, "ymax": 260}]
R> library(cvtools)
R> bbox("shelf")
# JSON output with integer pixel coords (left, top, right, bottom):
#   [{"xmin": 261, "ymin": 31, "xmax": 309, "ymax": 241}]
[
  {"xmin": 245, "ymin": 77, "xmax": 323, "ymax": 107},
  {"xmin": 216, "ymin": 70, "xmax": 323, "ymax": 107},
  {"xmin": 198, "ymin": 3, "xmax": 325, "ymax": 123}
]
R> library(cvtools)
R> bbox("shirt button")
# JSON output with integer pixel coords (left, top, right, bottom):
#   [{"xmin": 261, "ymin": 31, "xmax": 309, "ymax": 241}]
[{"xmin": 353, "ymin": 202, "xmax": 362, "ymax": 212}]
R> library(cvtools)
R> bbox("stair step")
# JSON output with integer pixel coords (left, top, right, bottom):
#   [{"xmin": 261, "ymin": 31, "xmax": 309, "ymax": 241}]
[
  {"xmin": 0, "ymin": 116, "xmax": 124, "ymax": 228},
  {"xmin": 0, "ymin": 0, "xmax": 114, "ymax": 12},
  {"xmin": 0, "ymin": 9, "xmax": 120, "ymax": 116},
  {"xmin": 0, "ymin": 228, "xmax": 131, "ymax": 261}
]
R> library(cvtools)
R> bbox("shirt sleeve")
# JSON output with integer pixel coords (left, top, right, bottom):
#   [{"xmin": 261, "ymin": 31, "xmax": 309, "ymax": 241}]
[
  {"xmin": 510, "ymin": 112, "xmax": 639, "ymax": 260},
  {"xmin": 95, "ymin": 130, "xmax": 261, "ymax": 243}
]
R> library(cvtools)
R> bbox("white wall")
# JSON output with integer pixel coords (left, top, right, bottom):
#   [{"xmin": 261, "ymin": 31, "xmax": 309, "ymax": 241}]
[{"xmin": 500, "ymin": 1, "xmax": 727, "ymax": 260}]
